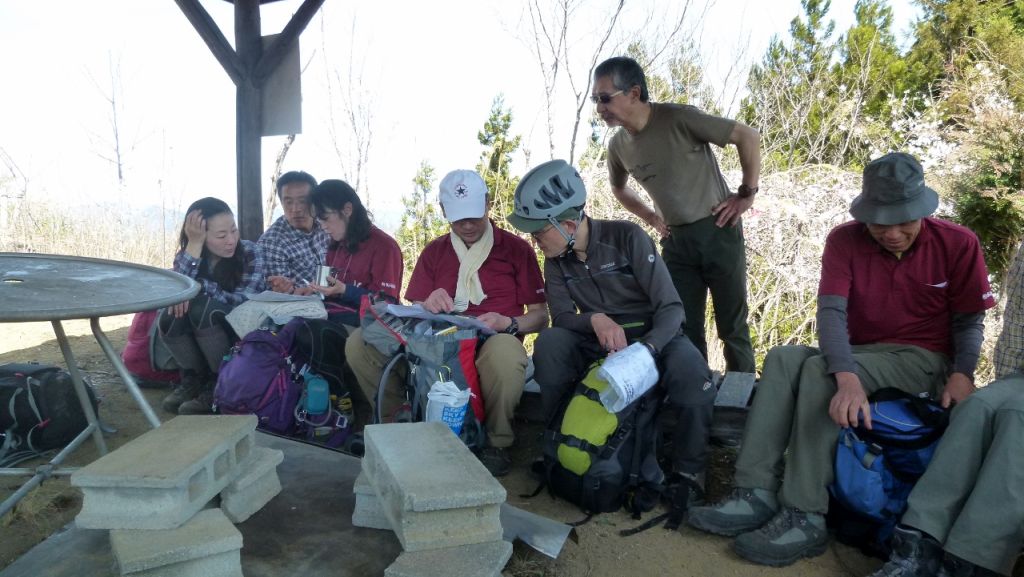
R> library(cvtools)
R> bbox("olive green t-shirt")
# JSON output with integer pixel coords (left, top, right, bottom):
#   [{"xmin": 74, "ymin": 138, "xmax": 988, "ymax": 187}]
[{"xmin": 607, "ymin": 102, "xmax": 735, "ymax": 226}]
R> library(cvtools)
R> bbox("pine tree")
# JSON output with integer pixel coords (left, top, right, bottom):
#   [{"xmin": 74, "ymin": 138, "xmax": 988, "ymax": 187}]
[
  {"xmin": 475, "ymin": 96, "xmax": 522, "ymax": 231},
  {"xmin": 396, "ymin": 160, "xmax": 446, "ymax": 276}
]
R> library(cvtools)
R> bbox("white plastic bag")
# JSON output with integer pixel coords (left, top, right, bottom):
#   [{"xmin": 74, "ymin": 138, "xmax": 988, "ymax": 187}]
[
  {"xmin": 425, "ymin": 378, "xmax": 471, "ymax": 435},
  {"xmin": 597, "ymin": 342, "xmax": 660, "ymax": 413}
]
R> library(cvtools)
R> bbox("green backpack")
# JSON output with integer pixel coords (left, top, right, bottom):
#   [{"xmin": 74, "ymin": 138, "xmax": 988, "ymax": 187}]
[{"xmin": 535, "ymin": 360, "xmax": 664, "ymax": 520}]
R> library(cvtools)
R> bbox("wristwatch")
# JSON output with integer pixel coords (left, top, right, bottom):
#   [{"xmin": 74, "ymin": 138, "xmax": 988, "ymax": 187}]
[
  {"xmin": 737, "ymin": 184, "xmax": 759, "ymax": 198},
  {"xmin": 504, "ymin": 316, "xmax": 519, "ymax": 335}
]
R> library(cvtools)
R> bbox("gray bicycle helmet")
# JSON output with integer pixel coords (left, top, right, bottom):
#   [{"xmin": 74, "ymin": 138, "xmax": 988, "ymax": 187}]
[{"xmin": 508, "ymin": 159, "xmax": 587, "ymax": 233}]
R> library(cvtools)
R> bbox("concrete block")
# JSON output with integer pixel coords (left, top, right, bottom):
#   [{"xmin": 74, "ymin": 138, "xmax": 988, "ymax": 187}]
[
  {"xmin": 72, "ymin": 415, "xmax": 257, "ymax": 530},
  {"xmin": 220, "ymin": 446, "xmax": 284, "ymax": 523},
  {"xmin": 363, "ymin": 422, "xmax": 505, "ymax": 552},
  {"xmin": 110, "ymin": 508, "xmax": 243, "ymax": 577},
  {"xmin": 384, "ymin": 540, "xmax": 512, "ymax": 577},
  {"xmin": 353, "ymin": 469, "xmax": 373, "ymax": 495},
  {"xmin": 352, "ymin": 468, "xmax": 391, "ymax": 530},
  {"xmin": 353, "ymin": 491, "xmax": 393, "ymax": 531}
]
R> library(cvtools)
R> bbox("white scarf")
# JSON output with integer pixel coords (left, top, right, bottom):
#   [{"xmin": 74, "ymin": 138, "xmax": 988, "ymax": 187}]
[{"xmin": 450, "ymin": 222, "xmax": 493, "ymax": 306}]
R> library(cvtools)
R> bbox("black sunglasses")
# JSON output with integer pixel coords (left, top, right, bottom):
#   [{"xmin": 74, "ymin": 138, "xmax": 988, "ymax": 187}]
[{"xmin": 590, "ymin": 90, "xmax": 624, "ymax": 104}]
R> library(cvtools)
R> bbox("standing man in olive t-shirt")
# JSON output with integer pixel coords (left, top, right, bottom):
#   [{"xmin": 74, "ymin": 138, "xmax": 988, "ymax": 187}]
[{"xmin": 594, "ymin": 56, "xmax": 760, "ymax": 373}]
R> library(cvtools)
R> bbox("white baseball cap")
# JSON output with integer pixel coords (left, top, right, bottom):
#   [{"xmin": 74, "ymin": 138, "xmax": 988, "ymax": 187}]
[{"xmin": 438, "ymin": 170, "xmax": 488, "ymax": 222}]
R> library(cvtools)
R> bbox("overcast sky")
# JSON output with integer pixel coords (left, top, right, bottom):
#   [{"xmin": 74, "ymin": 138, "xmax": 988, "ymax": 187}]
[{"xmin": 0, "ymin": 0, "xmax": 920, "ymax": 232}]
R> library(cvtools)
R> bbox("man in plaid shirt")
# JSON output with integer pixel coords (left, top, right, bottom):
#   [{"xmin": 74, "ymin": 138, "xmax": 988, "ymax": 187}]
[
  {"xmin": 871, "ymin": 241, "xmax": 1024, "ymax": 577},
  {"xmin": 258, "ymin": 170, "xmax": 330, "ymax": 293}
]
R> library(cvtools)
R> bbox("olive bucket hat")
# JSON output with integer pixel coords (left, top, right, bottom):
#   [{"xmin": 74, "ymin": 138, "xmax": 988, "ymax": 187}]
[{"xmin": 850, "ymin": 152, "xmax": 939, "ymax": 225}]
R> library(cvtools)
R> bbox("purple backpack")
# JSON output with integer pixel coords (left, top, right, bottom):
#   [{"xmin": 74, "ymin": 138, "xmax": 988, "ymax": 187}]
[{"xmin": 213, "ymin": 323, "xmax": 302, "ymax": 434}]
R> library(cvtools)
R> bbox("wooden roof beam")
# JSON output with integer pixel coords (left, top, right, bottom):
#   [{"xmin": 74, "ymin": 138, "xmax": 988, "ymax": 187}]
[
  {"xmin": 253, "ymin": 0, "xmax": 324, "ymax": 87},
  {"xmin": 174, "ymin": 0, "xmax": 244, "ymax": 85}
]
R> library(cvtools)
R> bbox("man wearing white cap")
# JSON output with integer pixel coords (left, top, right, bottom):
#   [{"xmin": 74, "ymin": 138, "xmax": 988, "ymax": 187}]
[
  {"xmin": 345, "ymin": 169, "xmax": 548, "ymax": 476},
  {"xmin": 688, "ymin": 152, "xmax": 996, "ymax": 567}
]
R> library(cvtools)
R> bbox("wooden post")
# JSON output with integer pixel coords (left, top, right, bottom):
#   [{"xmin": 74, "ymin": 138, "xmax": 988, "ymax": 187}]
[
  {"xmin": 235, "ymin": 0, "xmax": 263, "ymax": 241},
  {"xmin": 174, "ymin": 0, "xmax": 325, "ymax": 241}
]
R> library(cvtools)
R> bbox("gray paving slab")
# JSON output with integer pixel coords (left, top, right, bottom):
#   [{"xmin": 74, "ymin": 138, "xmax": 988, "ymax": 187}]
[
  {"xmin": 0, "ymin": 433, "xmax": 403, "ymax": 577},
  {"xmin": 384, "ymin": 540, "xmax": 512, "ymax": 577},
  {"xmin": 111, "ymin": 508, "xmax": 242, "ymax": 574},
  {"xmin": 72, "ymin": 415, "xmax": 258, "ymax": 530}
]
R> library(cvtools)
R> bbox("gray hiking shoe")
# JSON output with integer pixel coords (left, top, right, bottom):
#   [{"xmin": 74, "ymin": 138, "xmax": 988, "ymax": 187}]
[
  {"xmin": 733, "ymin": 507, "xmax": 828, "ymax": 567},
  {"xmin": 161, "ymin": 374, "xmax": 203, "ymax": 413},
  {"xmin": 477, "ymin": 446, "xmax": 511, "ymax": 477},
  {"xmin": 687, "ymin": 487, "xmax": 779, "ymax": 537},
  {"xmin": 868, "ymin": 525, "xmax": 942, "ymax": 577},
  {"xmin": 177, "ymin": 390, "xmax": 215, "ymax": 415}
]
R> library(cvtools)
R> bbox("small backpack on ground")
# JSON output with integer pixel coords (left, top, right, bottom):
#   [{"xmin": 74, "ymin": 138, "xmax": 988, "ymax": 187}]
[
  {"xmin": 0, "ymin": 363, "xmax": 99, "ymax": 466},
  {"xmin": 213, "ymin": 323, "xmax": 303, "ymax": 435},
  {"xmin": 291, "ymin": 317, "xmax": 357, "ymax": 398},
  {"xmin": 121, "ymin": 309, "xmax": 179, "ymax": 386},
  {"xmin": 360, "ymin": 299, "xmax": 487, "ymax": 451},
  {"xmin": 827, "ymin": 388, "xmax": 949, "ymax": 558},
  {"xmin": 531, "ymin": 360, "xmax": 664, "ymax": 523}
]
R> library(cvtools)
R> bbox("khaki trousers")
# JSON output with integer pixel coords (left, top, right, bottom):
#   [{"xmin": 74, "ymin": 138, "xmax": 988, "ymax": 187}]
[
  {"xmin": 903, "ymin": 375, "xmax": 1024, "ymax": 576},
  {"xmin": 344, "ymin": 328, "xmax": 526, "ymax": 448},
  {"xmin": 733, "ymin": 343, "xmax": 947, "ymax": 513}
]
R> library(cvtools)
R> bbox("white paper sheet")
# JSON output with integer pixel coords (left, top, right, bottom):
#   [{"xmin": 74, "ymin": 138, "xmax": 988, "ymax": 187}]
[{"xmin": 597, "ymin": 342, "xmax": 660, "ymax": 412}]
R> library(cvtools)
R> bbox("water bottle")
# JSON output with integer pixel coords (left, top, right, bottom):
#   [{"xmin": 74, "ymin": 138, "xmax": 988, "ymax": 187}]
[{"xmin": 303, "ymin": 371, "xmax": 330, "ymax": 416}]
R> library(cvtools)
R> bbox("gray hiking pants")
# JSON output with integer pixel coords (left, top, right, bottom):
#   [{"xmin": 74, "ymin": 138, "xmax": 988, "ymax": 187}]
[
  {"xmin": 532, "ymin": 327, "xmax": 714, "ymax": 475},
  {"xmin": 733, "ymin": 343, "xmax": 948, "ymax": 513},
  {"xmin": 903, "ymin": 374, "xmax": 1024, "ymax": 576}
]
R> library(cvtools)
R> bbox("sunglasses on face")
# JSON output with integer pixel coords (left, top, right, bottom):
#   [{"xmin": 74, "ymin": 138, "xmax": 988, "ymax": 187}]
[{"xmin": 590, "ymin": 89, "xmax": 624, "ymax": 104}]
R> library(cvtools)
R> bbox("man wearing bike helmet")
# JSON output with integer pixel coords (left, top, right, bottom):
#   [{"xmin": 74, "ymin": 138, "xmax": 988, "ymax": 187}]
[
  {"xmin": 509, "ymin": 159, "xmax": 715, "ymax": 504},
  {"xmin": 593, "ymin": 56, "xmax": 760, "ymax": 374},
  {"xmin": 345, "ymin": 169, "xmax": 548, "ymax": 477}
]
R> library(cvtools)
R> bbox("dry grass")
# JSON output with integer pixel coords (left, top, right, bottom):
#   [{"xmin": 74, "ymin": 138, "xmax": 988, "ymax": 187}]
[{"xmin": 0, "ymin": 198, "xmax": 177, "ymax": 267}]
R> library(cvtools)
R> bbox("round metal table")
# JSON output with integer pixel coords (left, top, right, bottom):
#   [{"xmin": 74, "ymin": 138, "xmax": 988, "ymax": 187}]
[{"xmin": 0, "ymin": 253, "xmax": 199, "ymax": 517}]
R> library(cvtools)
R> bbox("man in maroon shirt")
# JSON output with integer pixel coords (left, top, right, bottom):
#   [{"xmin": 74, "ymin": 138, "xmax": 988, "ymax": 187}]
[
  {"xmin": 688, "ymin": 153, "xmax": 995, "ymax": 566},
  {"xmin": 346, "ymin": 170, "xmax": 548, "ymax": 476}
]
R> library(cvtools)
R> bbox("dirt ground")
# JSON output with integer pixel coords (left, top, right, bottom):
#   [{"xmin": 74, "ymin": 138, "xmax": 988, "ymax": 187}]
[{"xmin": 0, "ymin": 317, "xmax": 884, "ymax": 576}]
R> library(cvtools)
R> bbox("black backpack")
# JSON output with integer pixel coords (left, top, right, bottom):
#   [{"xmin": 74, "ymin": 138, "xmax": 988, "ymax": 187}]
[
  {"xmin": 0, "ymin": 363, "xmax": 99, "ymax": 465},
  {"xmin": 530, "ymin": 360, "xmax": 664, "ymax": 523}
]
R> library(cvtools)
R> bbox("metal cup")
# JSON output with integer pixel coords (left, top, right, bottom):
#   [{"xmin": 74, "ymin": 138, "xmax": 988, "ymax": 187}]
[{"xmin": 315, "ymin": 265, "xmax": 333, "ymax": 286}]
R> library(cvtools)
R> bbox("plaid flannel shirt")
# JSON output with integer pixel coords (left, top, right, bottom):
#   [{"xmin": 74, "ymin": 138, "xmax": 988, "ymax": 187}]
[
  {"xmin": 173, "ymin": 239, "xmax": 266, "ymax": 307},
  {"xmin": 995, "ymin": 242, "xmax": 1024, "ymax": 379},
  {"xmin": 256, "ymin": 216, "xmax": 329, "ymax": 283}
]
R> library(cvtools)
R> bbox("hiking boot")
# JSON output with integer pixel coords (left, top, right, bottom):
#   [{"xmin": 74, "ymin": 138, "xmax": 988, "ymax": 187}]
[
  {"xmin": 687, "ymin": 486, "xmax": 779, "ymax": 537},
  {"xmin": 936, "ymin": 554, "xmax": 1001, "ymax": 577},
  {"xmin": 161, "ymin": 373, "xmax": 204, "ymax": 413},
  {"xmin": 477, "ymin": 446, "xmax": 512, "ymax": 477},
  {"xmin": 868, "ymin": 525, "xmax": 942, "ymax": 577},
  {"xmin": 733, "ymin": 507, "xmax": 828, "ymax": 567},
  {"xmin": 177, "ymin": 390, "xmax": 215, "ymax": 415}
]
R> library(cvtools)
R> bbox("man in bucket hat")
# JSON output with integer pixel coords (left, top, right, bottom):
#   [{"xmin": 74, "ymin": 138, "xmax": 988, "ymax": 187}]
[{"xmin": 688, "ymin": 152, "xmax": 996, "ymax": 567}]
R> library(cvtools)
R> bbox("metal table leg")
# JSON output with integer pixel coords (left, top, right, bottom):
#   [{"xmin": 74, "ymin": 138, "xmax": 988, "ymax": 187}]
[
  {"xmin": 51, "ymin": 320, "xmax": 107, "ymax": 455},
  {"xmin": 90, "ymin": 318, "xmax": 161, "ymax": 429}
]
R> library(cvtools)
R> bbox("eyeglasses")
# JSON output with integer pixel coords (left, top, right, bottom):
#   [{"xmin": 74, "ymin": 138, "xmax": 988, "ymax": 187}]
[
  {"xmin": 315, "ymin": 210, "xmax": 338, "ymax": 222},
  {"xmin": 530, "ymin": 224, "xmax": 554, "ymax": 239},
  {"xmin": 590, "ymin": 90, "xmax": 624, "ymax": 104}
]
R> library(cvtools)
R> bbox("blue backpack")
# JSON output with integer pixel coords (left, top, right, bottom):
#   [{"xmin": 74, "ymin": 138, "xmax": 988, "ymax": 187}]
[{"xmin": 828, "ymin": 388, "xmax": 949, "ymax": 557}]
